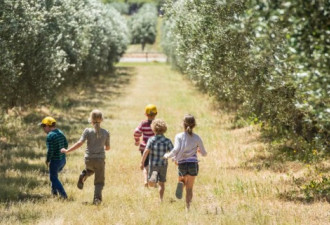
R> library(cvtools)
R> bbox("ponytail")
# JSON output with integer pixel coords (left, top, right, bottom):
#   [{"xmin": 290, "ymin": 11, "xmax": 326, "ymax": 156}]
[
  {"xmin": 88, "ymin": 109, "xmax": 103, "ymax": 139},
  {"xmin": 93, "ymin": 122, "xmax": 101, "ymax": 138},
  {"xmin": 186, "ymin": 126, "xmax": 193, "ymax": 135},
  {"xmin": 183, "ymin": 114, "xmax": 196, "ymax": 135}
]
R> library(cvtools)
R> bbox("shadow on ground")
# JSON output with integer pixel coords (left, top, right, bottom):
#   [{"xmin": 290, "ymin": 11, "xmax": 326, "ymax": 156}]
[{"xmin": 0, "ymin": 67, "xmax": 135, "ymax": 203}]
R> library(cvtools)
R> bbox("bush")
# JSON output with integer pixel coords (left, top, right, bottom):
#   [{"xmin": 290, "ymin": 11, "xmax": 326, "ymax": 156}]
[
  {"xmin": 162, "ymin": 0, "xmax": 329, "ymax": 154},
  {"xmin": 0, "ymin": 0, "xmax": 129, "ymax": 109}
]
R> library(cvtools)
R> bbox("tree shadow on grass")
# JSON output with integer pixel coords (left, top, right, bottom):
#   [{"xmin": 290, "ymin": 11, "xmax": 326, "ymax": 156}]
[
  {"xmin": 0, "ymin": 176, "xmax": 45, "ymax": 202},
  {"xmin": 0, "ymin": 67, "xmax": 135, "ymax": 204}
]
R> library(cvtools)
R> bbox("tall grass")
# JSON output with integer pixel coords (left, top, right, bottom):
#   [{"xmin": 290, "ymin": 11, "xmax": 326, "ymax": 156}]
[{"xmin": 0, "ymin": 63, "xmax": 329, "ymax": 225}]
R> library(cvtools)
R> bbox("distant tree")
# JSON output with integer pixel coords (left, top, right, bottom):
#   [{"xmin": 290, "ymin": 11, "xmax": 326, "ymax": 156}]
[{"xmin": 129, "ymin": 3, "xmax": 158, "ymax": 51}]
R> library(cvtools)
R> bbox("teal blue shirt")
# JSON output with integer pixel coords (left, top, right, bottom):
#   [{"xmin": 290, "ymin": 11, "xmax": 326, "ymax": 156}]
[{"xmin": 46, "ymin": 129, "xmax": 68, "ymax": 162}]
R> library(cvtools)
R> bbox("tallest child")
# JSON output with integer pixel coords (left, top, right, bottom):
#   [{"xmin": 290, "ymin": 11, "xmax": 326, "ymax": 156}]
[{"xmin": 134, "ymin": 104, "xmax": 157, "ymax": 187}]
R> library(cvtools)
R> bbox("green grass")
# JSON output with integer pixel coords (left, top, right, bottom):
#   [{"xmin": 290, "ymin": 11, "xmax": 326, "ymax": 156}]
[{"xmin": 1, "ymin": 64, "xmax": 330, "ymax": 225}]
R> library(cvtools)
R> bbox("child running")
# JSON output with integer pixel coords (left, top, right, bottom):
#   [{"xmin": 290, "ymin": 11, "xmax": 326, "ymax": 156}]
[
  {"xmin": 61, "ymin": 109, "xmax": 110, "ymax": 205},
  {"xmin": 164, "ymin": 114, "xmax": 207, "ymax": 210},
  {"xmin": 39, "ymin": 116, "xmax": 68, "ymax": 199},
  {"xmin": 140, "ymin": 119, "xmax": 173, "ymax": 202},
  {"xmin": 134, "ymin": 104, "xmax": 157, "ymax": 187}
]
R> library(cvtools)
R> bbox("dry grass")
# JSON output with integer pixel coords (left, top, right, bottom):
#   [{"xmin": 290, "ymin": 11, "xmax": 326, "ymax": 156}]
[{"xmin": 1, "ymin": 63, "xmax": 329, "ymax": 225}]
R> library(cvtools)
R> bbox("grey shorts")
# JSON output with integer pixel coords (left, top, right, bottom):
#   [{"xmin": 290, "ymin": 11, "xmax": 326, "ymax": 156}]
[
  {"xmin": 178, "ymin": 162, "xmax": 199, "ymax": 176},
  {"xmin": 148, "ymin": 165, "xmax": 168, "ymax": 182}
]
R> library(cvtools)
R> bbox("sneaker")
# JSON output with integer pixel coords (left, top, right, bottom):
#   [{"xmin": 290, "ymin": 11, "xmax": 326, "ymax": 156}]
[
  {"xmin": 149, "ymin": 171, "xmax": 158, "ymax": 183},
  {"xmin": 77, "ymin": 172, "xmax": 86, "ymax": 190},
  {"xmin": 175, "ymin": 182, "xmax": 184, "ymax": 199},
  {"xmin": 93, "ymin": 198, "xmax": 102, "ymax": 205}
]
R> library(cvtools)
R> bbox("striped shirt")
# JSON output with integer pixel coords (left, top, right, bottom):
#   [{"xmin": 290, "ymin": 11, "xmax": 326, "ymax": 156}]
[
  {"xmin": 46, "ymin": 129, "xmax": 68, "ymax": 162},
  {"xmin": 134, "ymin": 120, "xmax": 154, "ymax": 152},
  {"xmin": 146, "ymin": 135, "xmax": 174, "ymax": 166}
]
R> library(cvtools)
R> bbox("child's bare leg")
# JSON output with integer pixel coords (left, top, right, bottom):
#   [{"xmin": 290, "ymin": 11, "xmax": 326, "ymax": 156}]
[
  {"xmin": 158, "ymin": 182, "xmax": 165, "ymax": 202},
  {"xmin": 185, "ymin": 175, "xmax": 196, "ymax": 210},
  {"xmin": 143, "ymin": 166, "xmax": 148, "ymax": 187},
  {"xmin": 178, "ymin": 176, "xmax": 185, "ymax": 184}
]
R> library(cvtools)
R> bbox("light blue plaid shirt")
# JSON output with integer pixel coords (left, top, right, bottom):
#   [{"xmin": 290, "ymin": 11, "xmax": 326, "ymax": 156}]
[{"xmin": 146, "ymin": 135, "xmax": 173, "ymax": 166}]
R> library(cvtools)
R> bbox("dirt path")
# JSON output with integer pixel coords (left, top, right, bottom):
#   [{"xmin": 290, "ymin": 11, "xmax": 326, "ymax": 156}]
[{"xmin": 120, "ymin": 52, "xmax": 167, "ymax": 62}]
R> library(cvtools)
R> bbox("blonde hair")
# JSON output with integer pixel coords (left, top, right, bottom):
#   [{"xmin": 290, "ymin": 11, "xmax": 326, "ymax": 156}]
[
  {"xmin": 183, "ymin": 114, "xmax": 196, "ymax": 135},
  {"xmin": 151, "ymin": 119, "xmax": 167, "ymax": 135},
  {"xmin": 88, "ymin": 109, "xmax": 103, "ymax": 138}
]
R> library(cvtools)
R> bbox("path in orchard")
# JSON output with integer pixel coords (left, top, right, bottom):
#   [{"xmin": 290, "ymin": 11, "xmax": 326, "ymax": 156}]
[
  {"xmin": 82, "ymin": 63, "xmax": 330, "ymax": 224},
  {"xmin": 1, "ymin": 63, "xmax": 329, "ymax": 225}
]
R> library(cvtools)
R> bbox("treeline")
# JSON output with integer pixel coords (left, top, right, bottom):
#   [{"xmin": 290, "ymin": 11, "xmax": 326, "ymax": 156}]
[
  {"xmin": 0, "ymin": 0, "xmax": 130, "ymax": 109},
  {"xmin": 162, "ymin": 0, "xmax": 329, "ymax": 154}
]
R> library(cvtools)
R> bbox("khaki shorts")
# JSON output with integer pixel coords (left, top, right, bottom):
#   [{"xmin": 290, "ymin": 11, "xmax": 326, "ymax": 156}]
[{"xmin": 148, "ymin": 164, "xmax": 168, "ymax": 182}]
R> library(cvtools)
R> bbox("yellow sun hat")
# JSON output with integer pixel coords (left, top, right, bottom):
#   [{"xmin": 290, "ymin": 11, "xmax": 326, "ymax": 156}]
[
  {"xmin": 145, "ymin": 104, "xmax": 157, "ymax": 115},
  {"xmin": 39, "ymin": 116, "xmax": 56, "ymax": 127}
]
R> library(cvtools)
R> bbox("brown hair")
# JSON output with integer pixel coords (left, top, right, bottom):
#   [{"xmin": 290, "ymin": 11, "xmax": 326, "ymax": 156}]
[
  {"xmin": 151, "ymin": 119, "xmax": 167, "ymax": 135},
  {"xmin": 183, "ymin": 114, "xmax": 196, "ymax": 135},
  {"xmin": 88, "ymin": 109, "xmax": 103, "ymax": 138}
]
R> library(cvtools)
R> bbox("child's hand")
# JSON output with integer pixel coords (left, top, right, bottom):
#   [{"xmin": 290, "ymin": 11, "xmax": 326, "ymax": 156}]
[
  {"xmin": 163, "ymin": 152, "xmax": 170, "ymax": 159},
  {"xmin": 134, "ymin": 141, "xmax": 140, "ymax": 146},
  {"xmin": 140, "ymin": 163, "xmax": 144, "ymax": 170},
  {"xmin": 60, "ymin": 148, "xmax": 67, "ymax": 154}
]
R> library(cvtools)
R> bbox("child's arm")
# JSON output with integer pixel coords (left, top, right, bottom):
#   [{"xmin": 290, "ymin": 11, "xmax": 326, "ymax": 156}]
[
  {"xmin": 134, "ymin": 124, "xmax": 142, "ymax": 146},
  {"xmin": 197, "ymin": 137, "xmax": 207, "ymax": 156},
  {"xmin": 164, "ymin": 134, "xmax": 181, "ymax": 159},
  {"xmin": 61, "ymin": 140, "xmax": 84, "ymax": 154},
  {"xmin": 140, "ymin": 149, "xmax": 150, "ymax": 170},
  {"xmin": 105, "ymin": 131, "xmax": 110, "ymax": 151}
]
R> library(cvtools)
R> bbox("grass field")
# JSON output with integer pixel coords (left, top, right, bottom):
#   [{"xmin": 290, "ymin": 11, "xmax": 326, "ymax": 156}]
[{"xmin": 0, "ymin": 63, "xmax": 329, "ymax": 225}]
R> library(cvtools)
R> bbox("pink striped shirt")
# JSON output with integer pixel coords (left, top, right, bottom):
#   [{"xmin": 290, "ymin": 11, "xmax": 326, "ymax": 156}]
[{"xmin": 134, "ymin": 120, "xmax": 154, "ymax": 152}]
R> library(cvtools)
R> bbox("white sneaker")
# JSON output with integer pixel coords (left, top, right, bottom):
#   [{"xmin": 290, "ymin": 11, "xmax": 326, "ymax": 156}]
[{"xmin": 149, "ymin": 171, "xmax": 158, "ymax": 183}]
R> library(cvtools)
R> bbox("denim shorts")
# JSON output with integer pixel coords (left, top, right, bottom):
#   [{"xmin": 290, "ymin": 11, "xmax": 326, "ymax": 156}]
[{"xmin": 178, "ymin": 162, "xmax": 199, "ymax": 176}]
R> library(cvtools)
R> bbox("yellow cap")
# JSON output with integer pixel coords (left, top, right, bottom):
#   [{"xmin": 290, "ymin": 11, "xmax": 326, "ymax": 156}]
[
  {"xmin": 145, "ymin": 104, "xmax": 157, "ymax": 115},
  {"xmin": 39, "ymin": 116, "xmax": 56, "ymax": 126}
]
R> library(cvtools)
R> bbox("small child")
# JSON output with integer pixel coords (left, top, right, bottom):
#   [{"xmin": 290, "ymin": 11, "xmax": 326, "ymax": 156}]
[
  {"xmin": 134, "ymin": 104, "xmax": 157, "ymax": 187},
  {"xmin": 39, "ymin": 116, "xmax": 68, "ymax": 199},
  {"xmin": 140, "ymin": 119, "xmax": 173, "ymax": 202},
  {"xmin": 164, "ymin": 114, "xmax": 207, "ymax": 210},
  {"xmin": 61, "ymin": 109, "xmax": 110, "ymax": 205}
]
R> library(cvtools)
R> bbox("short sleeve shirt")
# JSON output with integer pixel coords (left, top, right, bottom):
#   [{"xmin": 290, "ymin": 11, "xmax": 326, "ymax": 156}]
[
  {"xmin": 79, "ymin": 128, "xmax": 110, "ymax": 159},
  {"xmin": 146, "ymin": 135, "xmax": 173, "ymax": 166}
]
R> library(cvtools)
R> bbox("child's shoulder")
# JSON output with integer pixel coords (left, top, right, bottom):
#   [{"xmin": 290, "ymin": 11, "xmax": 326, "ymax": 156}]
[
  {"xmin": 100, "ymin": 128, "xmax": 110, "ymax": 134},
  {"xmin": 140, "ymin": 119, "xmax": 150, "ymax": 125},
  {"xmin": 137, "ymin": 120, "xmax": 152, "ymax": 128},
  {"xmin": 175, "ymin": 132, "xmax": 185, "ymax": 138}
]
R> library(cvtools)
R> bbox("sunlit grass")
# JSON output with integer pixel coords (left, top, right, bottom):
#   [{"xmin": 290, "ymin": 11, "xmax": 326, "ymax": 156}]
[{"xmin": 1, "ymin": 64, "xmax": 329, "ymax": 225}]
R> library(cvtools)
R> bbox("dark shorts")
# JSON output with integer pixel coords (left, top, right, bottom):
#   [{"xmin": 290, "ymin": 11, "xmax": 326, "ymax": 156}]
[
  {"xmin": 148, "ymin": 165, "xmax": 168, "ymax": 182},
  {"xmin": 140, "ymin": 150, "xmax": 149, "ymax": 167},
  {"xmin": 178, "ymin": 162, "xmax": 199, "ymax": 176}
]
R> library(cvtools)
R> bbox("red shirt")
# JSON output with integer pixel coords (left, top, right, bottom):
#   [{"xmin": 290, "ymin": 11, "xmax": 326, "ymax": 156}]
[{"xmin": 134, "ymin": 120, "xmax": 154, "ymax": 152}]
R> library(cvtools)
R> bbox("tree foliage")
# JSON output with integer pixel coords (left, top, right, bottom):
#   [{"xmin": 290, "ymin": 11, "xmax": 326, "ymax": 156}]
[
  {"xmin": 0, "ymin": 0, "xmax": 130, "ymax": 109},
  {"xmin": 162, "ymin": 0, "xmax": 329, "ymax": 153},
  {"xmin": 129, "ymin": 3, "xmax": 158, "ymax": 50}
]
